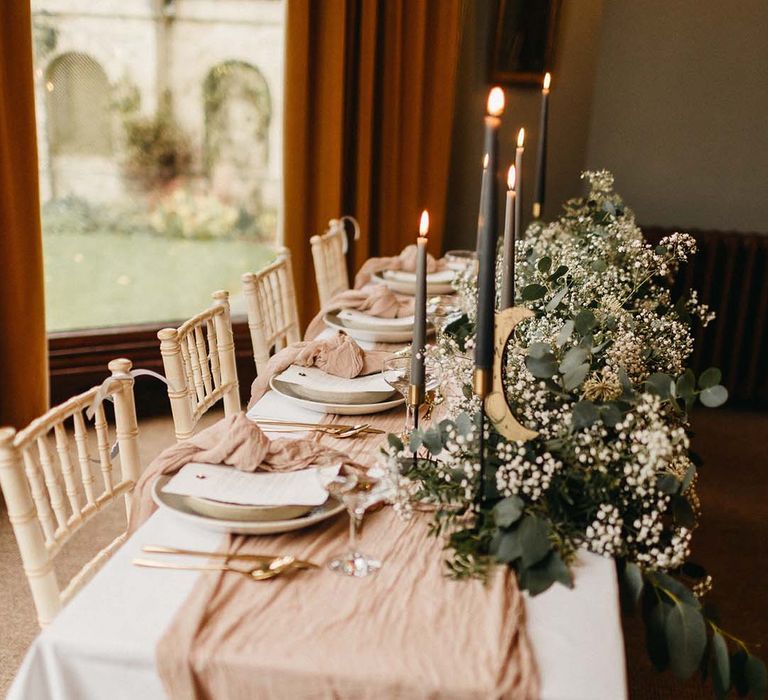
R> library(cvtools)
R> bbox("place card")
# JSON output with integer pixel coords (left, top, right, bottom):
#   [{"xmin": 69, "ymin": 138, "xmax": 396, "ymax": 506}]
[
  {"xmin": 277, "ymin": 364, "xmax": 393, "ymax": 394},
  {"xmin": 162, "ymin": 462, "xmax": 341, "ymax": 506}
]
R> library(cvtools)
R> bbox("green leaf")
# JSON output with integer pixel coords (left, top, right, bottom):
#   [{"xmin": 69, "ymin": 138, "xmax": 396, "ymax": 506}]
[
  {"xmin": 422, "ymin": 426, "xmax": 443, "ymax": 455},
  {"xmin": 731, "ymin": 650, "xmax": 750, "ymax": 696},
  {"xmin": 537, "ymin": 256, "xmax": 552, "ymax": 273},
  {"xmin": 591, "ymin": 259, "xmax": 608, "ymax": 273},
  {"xmin": 746, "ymin": 655, "xmax": 767, "ymax": 700},
  {"xmin": 676, "ymin": 370, "xmax": 696, "ymax": 399},
  {"xmin": 526, "ymin": 354, "xmax": 558, "ymax": 379},
  {"xmin": 619, "ymin": 561, "xmax": 644, "ymax": 614},
  {"xmin": 563, "ymin": 363, "xmax": 590, "ymax": 391},
  {"xmin": 649, "ymin": 571, "xmax": 700, "ymax": 608},
  {"xmin": 387, "ymin": 434, "xmax": 404, "ymax": 452},
  {"xmin": 646, "ymin": 372, "xmax": 674, "ymax": 399},
  {"xmin": 711, "ymin": 631, "xmax": 730, "ymax": 699},
  {"xmin": 545, "ymin": 284, "xmax": 569, "ymax": 312},
  {"xmin": 494, "ymin": 496, "xmax": 524, "ymax": 528},
  {"xmin": 559, "ymin": 347, "xmax": 589, "ymax": 374},
  {"xmin": 408, "ymin": 429, "xmax": 423, "ymax": 453},
  {"xmin": 666, "ymin": 602, "xmax": 707, "ymax": 679},
  {"xmin": 618, "ymin": 367, "xmax": 635, "ymax": 399},
  {"xmin": 520, "ymin": 550, "xmax": 573, "ymax": 595},
  {"xmin": 527, "ymin": 342, "xmax": 552, "ymax": 359},
  {"xmin": 572, "ymin": 400, "xmax": 599, "ymax": 430},
  {"xmin": 673, "ymin": 495, "xmax": 696, "ymax": 528},
  {"xmin": 518, "ymin": 515, "xmax": 552, "ymax": 567},
  {"xmin": 645, "ymin": 599, "xmax": 670, "ymax": 671},
  {"xmin": 601, "ymin": 403, "xmax": 623, "ymax": 428},
  {"xmin": 556, "ymin": 320, "xmax": 574, "ymax": 347},
  {"xmin": 549, "ymin": 264, "xmax": 568, "ymax": 281},
  {"xmin": 656, "ymin": 473, "xmax": 680, "ymax": 494},
  {"xmin": 574, "ymin": 309, "xmax": 597, "ymax": 335},
  {"xmin": 698, "ymin": 367, "xmax": 722, "ymax": 389},
  {"xmin": 522, "ymin": 283, "xmax": 547, "ymax": 301},
  {"xmin": 494, "ymin": 528, "xmax": 523, "ymax": 563},
  {"xmin": 700, "ymin": 385, "xmax": 728, "ymax": 408},
  {"xmin": 455, "ymin": 412, "xmax": 473, "ymax": 437}
]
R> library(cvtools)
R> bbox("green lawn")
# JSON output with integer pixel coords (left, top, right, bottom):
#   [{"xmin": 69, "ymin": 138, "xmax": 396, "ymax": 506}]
[{"xmin": 44, "ymin": 232, "xmax": 274, "ymax": 331}]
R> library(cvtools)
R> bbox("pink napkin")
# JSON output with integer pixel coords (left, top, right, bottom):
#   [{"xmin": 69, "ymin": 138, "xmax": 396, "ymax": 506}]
[
  {"xmin": 248, "ymin": 331, "xmax": 391, "ymax": 407},
  {"xmin": 305, "ymin": 284, "xmax": 414, "ymax": 340},
  {"xmin": 353, "ymin": 244, "xmax": 445, "ymax": 288},
  {"xmin": 129, "ymin": 412, "xmax": 362, "ymax": 530}
]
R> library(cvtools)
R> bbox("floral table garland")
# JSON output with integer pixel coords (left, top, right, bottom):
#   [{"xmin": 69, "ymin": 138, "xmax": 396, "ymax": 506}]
[{"xmin": 384, "ymin": 172, "xmax": 765, "ymax": 697}]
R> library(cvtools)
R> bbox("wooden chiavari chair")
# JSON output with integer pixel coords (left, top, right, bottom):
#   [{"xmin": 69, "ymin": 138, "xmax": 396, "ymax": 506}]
[
  {"xmin": 310, "ymin": 217, "xmax": 360, "ymax": 307},
  {"xmin": 0, "ymin": 359, "xmax": 141, "ymax": 627},
  {"xmin": 241, "ymin": 247, "xmax": 301, "ymax": 375},
  {"xmin": 157, "ymin": 290, "xmax": 240, "ymax": 441}
]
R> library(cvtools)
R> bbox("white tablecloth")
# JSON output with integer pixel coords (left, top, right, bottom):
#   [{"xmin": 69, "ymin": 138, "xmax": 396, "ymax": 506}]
[{"xmin": 8, "ymin": 388, "xmax": 627, "ymax": 700}]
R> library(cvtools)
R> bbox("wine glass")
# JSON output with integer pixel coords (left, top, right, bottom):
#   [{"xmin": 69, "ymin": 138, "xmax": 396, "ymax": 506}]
[
  {"xmin": 381, "ymin": 351, "xmax": 442, "ymax": 437},
  {"xmin": 323, "ymin": 471, "xmax": 387, "ymax": 577},
  {"xmin": 443, "ymin": 249, "xmax": 476, "ymax": 271}
]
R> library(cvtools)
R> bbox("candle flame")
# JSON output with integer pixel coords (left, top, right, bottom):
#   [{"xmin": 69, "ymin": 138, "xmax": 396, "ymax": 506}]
[
  {"xmin": 482, "ymin": 153, "xmax": 489, "ymax": 169},
  {"xmin": 517, "ymin": 127, "xmax": 525, "ymax": 148},
  {"xmin": 507, "ymin": 165, "xmax": 516, "ymax": 190},
  {"xmin": 487, "ymin": 87, "xmax": 505, "ymax": 117},
  {"xmin": 419, "ymin": 210, "xmax": 430, "ymax": 237},
  {"xmin": 543, "ymin": 72, "xmax": 551, "ymax": 91}
]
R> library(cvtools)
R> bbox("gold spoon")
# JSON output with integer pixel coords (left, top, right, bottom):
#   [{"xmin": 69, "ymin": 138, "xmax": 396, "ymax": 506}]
[{"xmin": 142, "ymin": 545, "xmax": 318, "ymax": 569}]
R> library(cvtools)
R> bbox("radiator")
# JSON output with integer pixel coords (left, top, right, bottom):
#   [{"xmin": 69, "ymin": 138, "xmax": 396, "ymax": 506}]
[{"xmin": 644, "ymin": 227, "xmax": 768, "ymax": 406}]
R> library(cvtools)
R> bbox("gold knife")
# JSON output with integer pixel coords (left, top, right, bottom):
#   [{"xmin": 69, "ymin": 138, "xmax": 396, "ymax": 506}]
[{"xmin": 142, "ymin": 545, "xmax": 319, "ymax": 569}]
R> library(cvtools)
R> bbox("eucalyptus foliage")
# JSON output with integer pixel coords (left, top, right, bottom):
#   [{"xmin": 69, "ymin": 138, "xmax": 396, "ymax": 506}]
[{"xmin": 384, "ymin": 172, "xmax": 764, "ymax": 697}]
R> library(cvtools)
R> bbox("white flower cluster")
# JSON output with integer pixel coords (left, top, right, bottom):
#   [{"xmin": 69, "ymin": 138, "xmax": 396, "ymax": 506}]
[
  {"xmin": 495, "ymin": 442, "xmax": 561, "ymax": 502},
  {"xmin": 585, "ymin": 504, "xmax": 624, "ymax": 557}
]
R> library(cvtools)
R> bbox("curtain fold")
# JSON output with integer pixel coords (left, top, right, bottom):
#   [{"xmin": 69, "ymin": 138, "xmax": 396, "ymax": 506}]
[
  {"xmin": 284, "ymin": 0, "xmax": 463, "ymax": 327},
  {"xmin": 0, "ymin": 3, "xmax": 48, "ymax": 428}
]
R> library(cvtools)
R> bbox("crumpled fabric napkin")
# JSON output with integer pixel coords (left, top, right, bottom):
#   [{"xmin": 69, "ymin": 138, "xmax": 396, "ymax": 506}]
[
  {"xmin": 353, "ymin": 244, "xmax": 445, "ymax": 288},
  {"xmin": 248, "ymin": 331, "xmax": 391, "ymax": 407},
  {"xmin": 305, "ymin": 284, "xmax": 414, "ymax": 340},
  {"xmin": 129, "ymin": 412, "xmax": 362, "ymax": 530}
]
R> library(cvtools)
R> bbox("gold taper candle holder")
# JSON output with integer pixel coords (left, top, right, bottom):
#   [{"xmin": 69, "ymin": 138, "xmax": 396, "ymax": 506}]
[
  {"xmin": 408, "ymin": 384, "xmax": 425, "ymax": 407},
  {"xmin": 473, "ymin": 368, "xmax": 491, "ymax": 398},
  {"xmin": 532, "ymin": 202, "xmax": 542, "ymax": 219}
]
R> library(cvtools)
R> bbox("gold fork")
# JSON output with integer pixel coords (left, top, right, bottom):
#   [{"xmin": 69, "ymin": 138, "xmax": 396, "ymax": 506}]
[{"xmin": 142, "ymin": 545, "xmax": 318, "ymax": 569}]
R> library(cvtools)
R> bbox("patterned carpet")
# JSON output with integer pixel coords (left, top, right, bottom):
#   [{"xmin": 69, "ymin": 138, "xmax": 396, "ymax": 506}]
[{"xmin": 0, "ymin": 407, "xmax": 765, "ymax": 698}]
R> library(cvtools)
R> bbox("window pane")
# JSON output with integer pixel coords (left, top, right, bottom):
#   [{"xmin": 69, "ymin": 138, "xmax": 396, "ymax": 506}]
[{"xmin": 31, "ymin": 0, "xmax": 284, "ymax": 331}]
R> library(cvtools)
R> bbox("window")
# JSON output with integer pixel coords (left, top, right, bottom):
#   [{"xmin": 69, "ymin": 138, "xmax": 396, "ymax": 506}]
[{"xmin": 31, "ymin": 1, "xmax": 285, "ymax": 332}]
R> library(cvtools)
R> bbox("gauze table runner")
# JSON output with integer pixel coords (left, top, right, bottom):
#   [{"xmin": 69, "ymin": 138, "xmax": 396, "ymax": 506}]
[{"xmin": 151, "ymin": 408, "xmax": 540, "ymax": 699}]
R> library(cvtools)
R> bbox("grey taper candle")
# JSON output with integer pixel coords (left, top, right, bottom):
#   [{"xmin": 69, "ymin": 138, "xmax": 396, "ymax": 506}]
[
  {"xmin": 410, "ymin": 210, "xmax": 430, "ymax": 392},
  {"xmin": 474, "ymin": 88, "xmax": 504, "ymax": 379},
  {"xmin": 500, "ymin": 166, "xmax": 516, "ymax": 309},
  {"xmin": 532, "ymin": 72, "xmax": 551, "ymax": 219}
]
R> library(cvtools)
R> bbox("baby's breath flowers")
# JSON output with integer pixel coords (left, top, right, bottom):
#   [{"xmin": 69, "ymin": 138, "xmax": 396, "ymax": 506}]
[{"xmin": 381, "ymin": 172, "xmax": 763, "ymax": 694}]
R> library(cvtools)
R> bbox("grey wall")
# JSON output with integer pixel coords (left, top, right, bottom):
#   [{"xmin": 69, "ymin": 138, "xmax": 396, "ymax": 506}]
[
  {"xmin": 445, "ymin": 0, "xmax": 768, "ymax": 249},
  {"xmin": 586, "ymin": 0, "xmax": 768, "ymax": 233},
  {"xmin": 444, "ymin": 0, "xmax": 606, "ymax": 250}
]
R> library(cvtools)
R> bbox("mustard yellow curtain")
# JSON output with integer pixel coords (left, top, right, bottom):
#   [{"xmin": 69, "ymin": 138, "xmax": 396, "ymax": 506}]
[
  {"xmin": 0, "ymin": 3, "xmax": 48, "ymax": 428},
  {"xmin": 284, "ymin": 0, "xmax": 463, "ymax": 326}
]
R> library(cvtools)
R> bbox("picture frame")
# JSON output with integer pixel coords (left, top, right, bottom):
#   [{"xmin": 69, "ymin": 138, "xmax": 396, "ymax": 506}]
[{"xmin": 489, "ymin": 0, "xmax": 562, "ymax": 86}]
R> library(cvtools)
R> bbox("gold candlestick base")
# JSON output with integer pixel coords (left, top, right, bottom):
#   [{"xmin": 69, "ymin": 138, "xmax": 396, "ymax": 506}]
[
  {"xmin": 532, "ymin": 202, "xmax": 542, "ymax": 219},
  {"xmin": 408, "ymin": 384, "xmax": 425, "ymax": 407},
  {"xmin": 473, "ymin": 368, "xmax": 491, "ymax": 398}
]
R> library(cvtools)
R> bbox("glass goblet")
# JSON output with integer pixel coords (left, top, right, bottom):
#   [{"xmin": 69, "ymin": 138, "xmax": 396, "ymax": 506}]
[
  {"xmin": 381, "ymin": 352, "xmax": 442, "ymax": 437},
  {"xmin": 323, "ymin": 471, "xmax": 385, "ymax": 577}
]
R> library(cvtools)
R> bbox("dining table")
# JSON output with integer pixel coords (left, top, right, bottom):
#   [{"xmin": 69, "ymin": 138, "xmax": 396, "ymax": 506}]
[{"xmin": 8, "ymin": 331, "xmax": 627, "ymax": 700}]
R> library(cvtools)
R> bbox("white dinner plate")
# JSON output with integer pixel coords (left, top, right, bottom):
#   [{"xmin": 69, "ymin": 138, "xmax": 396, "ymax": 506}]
[
  {"xmin": 270, "ymin": 376, "xmax": 405, "ymax": 415},
  {"xmin": 274, "ymin": 365, "xmax": 397, "ymax": 405},
  {"xmin": 324, "ymin": 310, "xmax": 428, "ymax": 343},
  {"xmin": 371, "ymin": 270, "xmax": 456, "ymax": 296},
  {"xmin": 152, "ymin": 474, "xmax": 345, "ymax": 535}
]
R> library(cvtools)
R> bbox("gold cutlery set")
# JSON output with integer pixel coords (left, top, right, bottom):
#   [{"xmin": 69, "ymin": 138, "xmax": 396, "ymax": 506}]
[
  {"xmin": 251, "ymin": 418, "xmax": 385, "ymax": 438},
  {"xmin": 133, "ymin": 544, "xmax": 319, "ymax": 580}
]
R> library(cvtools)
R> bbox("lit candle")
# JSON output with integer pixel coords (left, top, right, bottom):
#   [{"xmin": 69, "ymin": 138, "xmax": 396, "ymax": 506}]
[
  {"xmin": 410, "ymin": 210, "xmax": 430, "ymax": 397},
  {"xmin": 532, "ymin": 72, "xmax": 551, "ymax": 219},
  {"xmin": 514, "ymin": 127, "xmax": 525, "ymax": 252},
  {"xmin": 475, "ymin": 153, "xmax": 489, "ymax": 255},
  {"xmin": 474, "ymin": 87, "xmax": 505, "ymax": 396},
  {"xmin": 475, "ymin": 88, "xmax": 503, "ymax": 260},
  {"xmin": 500, "ymin": 166, "xmax": 516, "ymax": 309}
]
